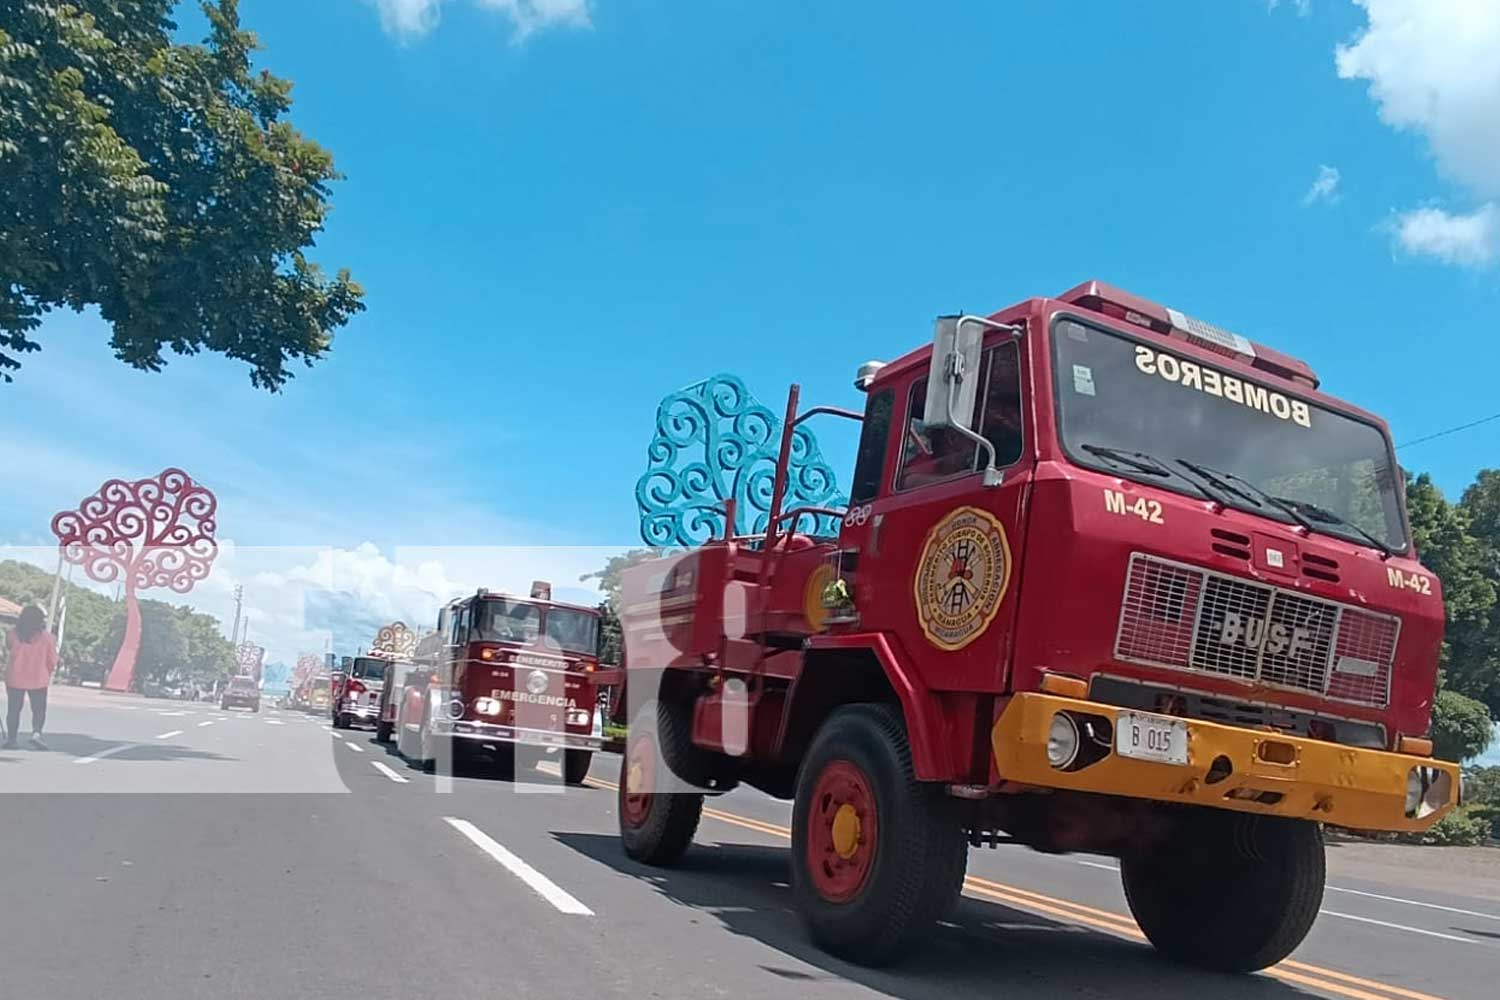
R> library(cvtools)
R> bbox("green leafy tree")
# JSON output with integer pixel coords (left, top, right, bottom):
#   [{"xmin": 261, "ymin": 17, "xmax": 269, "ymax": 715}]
[
  {"xmin": 1430, "ymin": 689, "xmax": 1494, "ymax": 763},
  {"xmin": 1405, "ymin": 472, "xmax": 1500, "ymax": 720},
  {"xmin": 579, "ymin": 548, "xmax": 674, "ymax": 610},
  {"xmin": 111, "ymin": 598, "xmax": 187, "ymax": 689},
  {"xmin": 173, "ymin": 604, "xmax": 235, "ymax": 685},
  {"xmin": 1450, "ymin": 471, "xmax": 1500, "ymax": 713},
  {"xmin": 0, "ymin": 0, "xmax": 362, "ymax": 387}
]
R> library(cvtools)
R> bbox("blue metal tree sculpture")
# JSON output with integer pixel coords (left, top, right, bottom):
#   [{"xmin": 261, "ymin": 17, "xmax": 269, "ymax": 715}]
[{"xmin": 636, "ymin": 373, "xmax": 847, "ymax": 546}]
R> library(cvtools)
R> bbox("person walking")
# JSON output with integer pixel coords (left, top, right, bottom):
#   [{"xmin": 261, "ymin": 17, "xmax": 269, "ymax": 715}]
[{"xmin": 3, "ymin": 605, "xmax": 57, "ymax": 750}]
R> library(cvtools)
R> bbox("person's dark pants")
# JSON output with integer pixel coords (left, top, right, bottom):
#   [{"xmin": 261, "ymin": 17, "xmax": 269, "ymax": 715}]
[{"xmin": 5, "ymin": 686, "xmax": 47, "ymax": 738}]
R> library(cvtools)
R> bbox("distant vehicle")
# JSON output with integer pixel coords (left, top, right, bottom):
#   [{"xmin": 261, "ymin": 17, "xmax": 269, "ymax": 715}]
[
  {"xmin": 220, "ymin": 675, "xmax": 261, "ymax": 713},
  {"xmin": 397, "ymin": 581, "xmax": 604, "ymax": 782},
  {"xmin": 373, "ymin": 655, "xmax": 418, "ymax": 744},
  {"xmin": 308, "ymin": 674, "xmax": 331, "ymax": 714},
  {"xmin": 333, "ymin": 655, "xmax": 390, "ymax": 729}
]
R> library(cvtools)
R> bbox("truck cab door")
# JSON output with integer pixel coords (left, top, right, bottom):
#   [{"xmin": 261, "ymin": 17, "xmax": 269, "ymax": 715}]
[{"xmin": 839, "ymin": 336, "xmax": 1033, "ymax": 693}]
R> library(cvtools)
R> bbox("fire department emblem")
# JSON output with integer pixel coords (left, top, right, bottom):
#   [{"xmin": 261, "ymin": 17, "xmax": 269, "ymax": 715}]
[{"xmin": 914, "ymin": 506, "xmax": 1012, "ymax": 651}]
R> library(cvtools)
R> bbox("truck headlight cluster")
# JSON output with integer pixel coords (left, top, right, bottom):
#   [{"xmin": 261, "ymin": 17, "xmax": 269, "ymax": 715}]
[
  {"xmin": 566, "ymin": 709, "xmax": 590, "ymax": 727},
  {"xmin": 1047, "ymin": 713, "xmax": 1081, "ymax": 769},
  {"xmin": 475, "ymin": 698, "xmax": 501, "ymax": 716},
  {"xmin": 1405, "ymin": 766, "xmax": 1453, "ymax": 819}
]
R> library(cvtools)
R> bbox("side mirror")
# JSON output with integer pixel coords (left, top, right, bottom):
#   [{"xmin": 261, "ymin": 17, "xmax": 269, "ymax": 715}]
[
  {"xmin": 921, "ymin": 314, "xmax": 1023, "ymax": 487},
  {"xmin": 922, "ymin": 316, "xmax": 982, "ymax": 431}
]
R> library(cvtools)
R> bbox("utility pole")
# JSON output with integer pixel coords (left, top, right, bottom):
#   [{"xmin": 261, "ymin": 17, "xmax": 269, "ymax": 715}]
[
  {"xmin": 45, "ymin": 549, "xmax": 64, "ymax": 633},
  {"xmin": 229, "ymin": 585, "xmax": 244, "ymax": 647}
]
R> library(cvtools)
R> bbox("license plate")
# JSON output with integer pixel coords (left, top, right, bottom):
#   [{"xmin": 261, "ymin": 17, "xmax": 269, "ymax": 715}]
[{"xmin": 1116, "ymin": 712, "xmax": 1188, "ymax": 765}]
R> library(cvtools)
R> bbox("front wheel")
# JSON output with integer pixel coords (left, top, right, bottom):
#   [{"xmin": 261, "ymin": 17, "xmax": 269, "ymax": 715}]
[
  {"xmin": 1121, "ymin": 811, "xmax": 1325, "ymax": 972},
  {"xmin": 618, "ymin": 708, "xmax": 703, "ymax": 866},
  {"xmin": 790, "ymin": 704, "xmax": 968, "ymax": 966},
  {"xmin": 374, "ymin": 720, "xmax": 393, "ymax": 743},
  {"xmin": 563, "ymin": 749, "xmax": 593, "ymax": 785}
]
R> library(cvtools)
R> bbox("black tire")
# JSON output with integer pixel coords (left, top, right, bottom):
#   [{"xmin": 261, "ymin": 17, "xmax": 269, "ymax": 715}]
[
  {"xmin": 790, "ymin": 704, "xmax": 968, "ymax": 966},
  {"xmin": 563, "ymin": 749, "xmax": 593, "ymax": 785},
  {"xmin": 333, "ymin": 711, "xmax": 348, "ymax": 730},
  {"xmin": 619, "ymin": 702, "xmax": 704, "ymax": 866},
  {"xmin": 374, "ymin": 720, "xmax": 393, "ymax": 744},
  {"xmin": 1121, "ymin": 811, "xmax": 1325, "ymax": 973}
]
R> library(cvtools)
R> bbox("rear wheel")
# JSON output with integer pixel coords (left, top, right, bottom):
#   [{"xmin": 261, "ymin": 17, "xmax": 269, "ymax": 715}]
[
  {"xmin": 563, "ymin": 749, "xmax": 593, "ymax": 785},
  {"xmin": 618, "ymin": 703, "xmax": 703, "ymax": 866},
  {"xmin": 1121, "ymin": 811, "xmax": 1325, "ymax": 972},
  {"xmin": 790, "ymin": 704, "xmax": 967, "ymax": 966}
]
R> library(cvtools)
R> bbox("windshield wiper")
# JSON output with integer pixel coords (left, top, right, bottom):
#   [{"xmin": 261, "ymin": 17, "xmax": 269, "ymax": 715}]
[
  {"xmin": 1175, "ymin": 458, "xmax": 1266, "ymax": 510},
  {"xmin": 1271, "ymin": 496, "xmax": 1396, "ymax": 559},
  {"xmin": 1080, "ymin": 444, "xmax": 1229, "ymax": 506},
  {"xmin": 1081, "ymin": 444, "xmax": 1172, "ymax": 477},
  {"xmin": 1169, "ymin": 459, "xmax": 1396, "ymax": 558}
]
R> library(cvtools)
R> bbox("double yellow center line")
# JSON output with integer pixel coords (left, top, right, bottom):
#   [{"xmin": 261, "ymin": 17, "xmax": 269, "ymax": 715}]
[{"xmin": 583, "ymin": 774, "xmax": 1443, "ymax": 1000}]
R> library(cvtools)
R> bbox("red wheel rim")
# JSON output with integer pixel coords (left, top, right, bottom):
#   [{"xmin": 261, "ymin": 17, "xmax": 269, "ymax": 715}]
[
  {"xmin": 806, "ymin": 760, "xmax": 878, "ymax": 903},
  {"xmin": 621, "ymin": 734, "xmax": 655, "ymax": 827}
]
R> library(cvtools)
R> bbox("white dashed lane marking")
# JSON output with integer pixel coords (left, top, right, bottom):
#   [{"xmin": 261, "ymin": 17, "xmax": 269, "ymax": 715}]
[
  {"xmin": 74, "ymin": 744, "xmax": 135, "ymax": 765},
  {"xmin": 371, "ymin": 761, "xmax": 409, "ymax": 783},
  {"xmin": 443, "ymin": 818, "xmax": 593, "ymax": 916}
]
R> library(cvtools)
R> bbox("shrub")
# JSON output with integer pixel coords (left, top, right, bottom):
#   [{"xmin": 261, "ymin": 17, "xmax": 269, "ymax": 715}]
[{"xmin": 1413, "ymin": 807, "xmax": 1490, "ymax": 847}]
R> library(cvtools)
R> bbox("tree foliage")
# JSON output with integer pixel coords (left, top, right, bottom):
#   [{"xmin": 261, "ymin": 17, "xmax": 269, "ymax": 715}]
[
  {"xmin": 1406, "ymin": 471, "xmax": 1500, "ymax": 720},
  {"xmin": 0, "ymin": 0, "xmax": 362, "ymax": 387},
  {"xmin": 1430, "ymin": 689, "xmax": 1494, "ymax": 763},
  {"xmin": 579, "ymin": 547, "xmax": 673, "ymax": 610},
  {"xmin": 0, "ymin": 558, "xmax": 233, "ymax": 688}
]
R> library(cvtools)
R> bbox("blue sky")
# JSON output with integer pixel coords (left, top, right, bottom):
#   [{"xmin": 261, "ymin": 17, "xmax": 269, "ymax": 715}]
[{"xmin": 2, "ymin": 2, "xmax": 1499, "ymax": 673}]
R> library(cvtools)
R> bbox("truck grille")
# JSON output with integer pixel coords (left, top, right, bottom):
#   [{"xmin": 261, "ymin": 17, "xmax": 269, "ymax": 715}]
[{"xmin": 1115, "ymin": 553, "xmax": 1397, "ymax": 707}]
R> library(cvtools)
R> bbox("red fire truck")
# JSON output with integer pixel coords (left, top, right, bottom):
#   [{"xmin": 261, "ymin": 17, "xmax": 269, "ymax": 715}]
[
  {"xmin": 373, "ymin": 651, "xmax": 420, "ymax": 744},
  {"xmin": 333, "ymin": 654, "xmax": 393, "ymax": 729},
  {"xmin": 397, "ymin": 582, "xmax": 605, "ymax": 782},
  {"xmin": 614, "ymin": 280, "xmax": 1460, "ymax": 974}
]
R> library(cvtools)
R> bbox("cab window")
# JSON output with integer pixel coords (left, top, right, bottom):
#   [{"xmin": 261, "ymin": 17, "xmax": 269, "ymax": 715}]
[
  {"xmin": 849, "ymin": 389, "xmax": 894, "ymax": 503},
  {"xmin": 897, "ymin": 341, "xmax": 1024, "ymax": 491}
]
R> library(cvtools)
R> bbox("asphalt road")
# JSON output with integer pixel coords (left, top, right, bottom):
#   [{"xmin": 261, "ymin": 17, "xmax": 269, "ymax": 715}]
[{"xmin": 2, "ymin": 687, "xmax": 1497, "ymax": 1000}]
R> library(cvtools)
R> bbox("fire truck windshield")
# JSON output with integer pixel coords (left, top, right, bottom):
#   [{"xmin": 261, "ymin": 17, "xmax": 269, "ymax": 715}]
[
  {"xmin": 473, "ymin": 599, "xmax": 542, "ymax": 644},
  {"xmin": 1053, "ymin": 318, "xmax": 1407, "ymax": 551},
  {"xmin": 351, "ymin": 657, "xmax": 388, "ymax": 681},
  {"xmin": 471, "ymin": 599, "xmax": 599, "ymax": 655},
  {"xmin": 544, "ymin": 608, "xmax": 600, "ymax": 655}
]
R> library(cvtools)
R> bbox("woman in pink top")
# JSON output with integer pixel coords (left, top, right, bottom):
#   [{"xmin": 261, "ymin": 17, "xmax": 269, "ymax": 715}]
[{"xmin": 4, "ymin": 605, "xmax": 57, "ymax": 750}]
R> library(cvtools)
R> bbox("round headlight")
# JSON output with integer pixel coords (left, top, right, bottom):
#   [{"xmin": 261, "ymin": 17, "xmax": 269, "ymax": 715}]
[
  {"xmin": 1405, "ymin": 767, "xmax": 1425, "ymax": 817},
  {"xmin": 447, "ymin": 698, "xmax": 466, "ymax": 720},
  {"xmin": 1047, "ymin": 713, "xmax": 1081, "ymax": 769}
]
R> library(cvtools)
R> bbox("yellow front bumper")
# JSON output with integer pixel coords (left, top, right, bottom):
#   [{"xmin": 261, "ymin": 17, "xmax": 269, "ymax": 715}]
[{"xmin": 991, "ymin": 693, "xmax": 1459, "ymax": 833}]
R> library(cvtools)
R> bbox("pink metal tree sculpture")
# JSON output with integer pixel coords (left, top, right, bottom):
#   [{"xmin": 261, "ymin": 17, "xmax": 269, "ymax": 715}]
[
  {"xmin": 373, "ymin": 621, "xmax": 417, "ymax": 657},
  {"xmin": 51, "ymin": 468, "xmax": 219, "ymax": 692},
  {"xmin": 291, "ymin": 653, "xmax": 321, "ymax": 689}
]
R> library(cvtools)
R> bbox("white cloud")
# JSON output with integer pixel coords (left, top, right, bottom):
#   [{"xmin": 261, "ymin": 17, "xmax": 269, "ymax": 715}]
[
  {"xmin": 1335, "ymin": 1, "xmax": 1500, "ymax": 266},
  {"xmin": 1390, "ymin": 203, "xmax": 1500, "ymax": 268},
  {"xmin": 1302, "ymin": 164, "xmax": 1341, "ymax": 205},
  {"xmin": 1336, "ymin": 1, "xmax": 1500, "ymax": 198},
  {"xmin": 1267, "ymin": 0, "xmax": 1312, "ymax": 15},
  {"xmin": 477, "ymin": 0, "xmax": 592, "ymax": 40},
  {"xmin": 367, "ymin": 0, "xmax": 591, "ymax": 42},
  {"xmin": 371, "ymin": 0, "xmax": 442, "ymax": 39}
]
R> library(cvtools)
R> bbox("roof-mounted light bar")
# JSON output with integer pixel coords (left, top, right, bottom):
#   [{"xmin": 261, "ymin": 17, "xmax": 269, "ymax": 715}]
[{"xmin": 1056, "ymin": 280, "xmax": 1319, "ymax": 389}]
